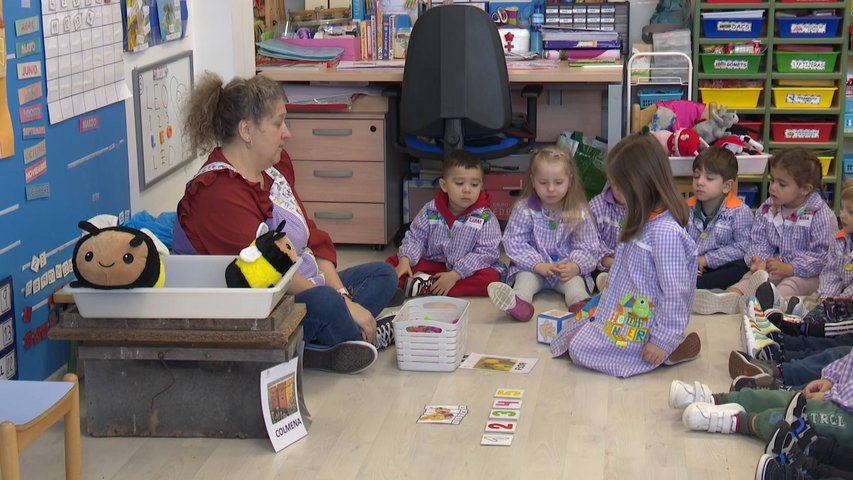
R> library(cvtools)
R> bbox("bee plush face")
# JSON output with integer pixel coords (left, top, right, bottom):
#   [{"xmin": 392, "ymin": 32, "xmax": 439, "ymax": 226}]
[{"xmin": 71, "ymin": 221, "xmax": 163, "ymax": 289}]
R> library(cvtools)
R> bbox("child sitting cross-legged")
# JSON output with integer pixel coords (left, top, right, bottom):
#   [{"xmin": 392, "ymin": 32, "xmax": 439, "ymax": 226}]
[
  {"xmin": 388, "ymin": 150, "xmax": 505, "ymax": 297},
  {"xmin": 688, "ymin": 147, "xmax": 754, "ymax": 314}
]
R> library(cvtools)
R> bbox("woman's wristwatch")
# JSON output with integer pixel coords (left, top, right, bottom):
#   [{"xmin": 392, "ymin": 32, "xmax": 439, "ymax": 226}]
[{"xmin": 337, "ymin": 287, "xmax": 352, "ymax": 300}]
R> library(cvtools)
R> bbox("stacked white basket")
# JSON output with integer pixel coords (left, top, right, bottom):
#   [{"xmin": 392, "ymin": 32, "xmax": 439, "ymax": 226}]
[{"xmin": 393, "ymin": 296, "xmax": 470, "ymax": 372}]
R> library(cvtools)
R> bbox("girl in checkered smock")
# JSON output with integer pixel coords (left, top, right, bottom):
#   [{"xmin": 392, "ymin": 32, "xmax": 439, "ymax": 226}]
[
  {"xmin": 550, "ymin": 133, "xmax": 702, "ymax": 378},
  {"xmin": 487, "ymin": 145, "xmax": 601, "ymax": 322}
]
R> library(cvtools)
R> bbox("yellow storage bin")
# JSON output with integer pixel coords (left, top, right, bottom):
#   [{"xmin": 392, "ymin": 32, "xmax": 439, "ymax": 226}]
[
  {"xmin": 772, "ymin": 87, "xmax": 837, "ymax": 109},
  {"xmin": 817, "ymin": 156, "xmax": 834, "ymax": 176},
  {"xmin": 699, "ymin": 87, "xmax": 763, "ymax": 108}
]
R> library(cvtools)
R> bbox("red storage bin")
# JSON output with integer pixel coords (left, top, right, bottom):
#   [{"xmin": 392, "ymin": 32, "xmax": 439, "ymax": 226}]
[
  {"xmin": 737, "ymin": 121, "xmax": 763, "ymax": 141},
  {"xmin": 770, "ymin": 121, "xmax": 836, "ymax": 143}
]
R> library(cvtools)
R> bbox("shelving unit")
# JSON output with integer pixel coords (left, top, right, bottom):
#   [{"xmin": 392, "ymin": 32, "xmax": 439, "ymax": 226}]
[{"xmin": 692, "ymin": 1, "xmax": 851, "ymax": 211}]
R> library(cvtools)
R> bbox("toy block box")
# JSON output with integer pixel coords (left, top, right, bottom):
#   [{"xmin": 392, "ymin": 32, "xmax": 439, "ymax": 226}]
[{"xmin": 536, "ymin": 309, "xmax": 572, "ymax": 344}]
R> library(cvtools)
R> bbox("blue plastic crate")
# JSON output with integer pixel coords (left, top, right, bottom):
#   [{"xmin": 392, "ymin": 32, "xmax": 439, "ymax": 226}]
[
  {"xmin": 738, "ymin": 184, "xmax": 759, "ymax": 208},
  {"xmin": 844, "ymin": 155, "xmax": 853, "ymax": 176},
  {"xmin": 776, "ymin": 16, "xmax": 841, "ymax": 38},
  {"xmin": 702, "ymin": 17, "xmax": 765, "ymax": 38},
  {"xmin": 637, "ymin": 87, "xmax": 684, "ymax": 108}
]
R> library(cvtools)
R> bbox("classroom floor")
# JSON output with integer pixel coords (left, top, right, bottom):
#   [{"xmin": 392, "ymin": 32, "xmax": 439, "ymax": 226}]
[{"xmin": 19, "ymin": 245, "xmax": 763, "ymax": 480}]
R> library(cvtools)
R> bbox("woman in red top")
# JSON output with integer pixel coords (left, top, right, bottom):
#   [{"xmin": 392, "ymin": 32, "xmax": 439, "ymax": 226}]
[{"xmin": 173, "ymin": 73, "xmax": 397, "ymax": 374}]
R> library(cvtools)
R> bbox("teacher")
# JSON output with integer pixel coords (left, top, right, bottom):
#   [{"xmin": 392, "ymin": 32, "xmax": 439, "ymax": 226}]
[{"xmin": 172, "ymin": 73, "xmax": 397, "ymax": 374}]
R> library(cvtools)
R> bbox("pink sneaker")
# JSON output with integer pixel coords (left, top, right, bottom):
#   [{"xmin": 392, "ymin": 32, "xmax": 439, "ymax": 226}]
[{"xmin": 488, "ymin": 282, "xmax": 534, "ymax": 322}]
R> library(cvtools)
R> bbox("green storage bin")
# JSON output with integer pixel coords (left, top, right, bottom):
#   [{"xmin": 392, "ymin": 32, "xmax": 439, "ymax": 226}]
[
  {"xmin": 700, "ymin": 53, "xmax": 763, "ymax": 74},
  {"xmin": 774, "ymin": 51, "xmax": 839, "ymax": 73}
]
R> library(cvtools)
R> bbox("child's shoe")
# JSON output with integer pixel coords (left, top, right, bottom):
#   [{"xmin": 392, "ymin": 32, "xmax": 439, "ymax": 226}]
[
  {"xmin": 728, "ymin": 350, "xmax": 779, "ymax": 380},
  {"xmin": 682, "ymin": 403, "xmax": 745, "ymax": 433},
  {"xmin": 755, "ymin": 343, "xmax": 784, "ymax": 364},
  {"xmin": 730, "ymin": 373, "xmax": 781, "ymax": 392},
  {"xmin": 567, "ymin": 298, "xmax": 590, "ymax": 314},
  {"xmin": 669, "ymin": 380, "xmax": 714, "ymax": 409},
  {"xmin": 745, "ymin": 299, "xmax": 782, "ymax": 335},
  {"xmin": 664, "ymin": 332, "xmax": 702, "ymax": 365},
  {"xmin": 745, "ymin": 270, "xmax": 770, "ymax": 303},
  {"xmin": 754, "ymin": 454, "xmax": 808, "ymax": 480},
  {"xmin": 488, "ymin": 282, "xmax": 534, "ymax": 322},
  {"xmin": 374, "ymin": 310, "xmax": 397, "ymax": 350},
  {"xmin": 754, "ymin": 277, "xmax": 778, "ymax": 312},
  {"xmin": 693, "ymin": 289, "xmax": 741, "ymax": 315},
  {"xmin": 406, "ymin": 272, "xmax": 435, "ymax": 298},
  {"xmin": 303, "ymin": 340, "xmax": 378, "ymax": 374},
  {"xmin": 766, "ymin": 311, "xmax": 805, "ymax": 337}
]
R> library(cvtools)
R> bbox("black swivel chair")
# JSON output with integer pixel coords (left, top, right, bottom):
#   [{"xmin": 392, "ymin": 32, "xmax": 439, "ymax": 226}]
[{"xmin": 386, "ymin": 5, "xmax": 542, "ymax": 163}]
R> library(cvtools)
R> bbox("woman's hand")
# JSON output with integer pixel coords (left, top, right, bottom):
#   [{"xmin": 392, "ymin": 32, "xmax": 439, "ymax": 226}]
[
  {"xmin": 641, "ymin": 342, "xmax": 667, "ymax": 365},
  {"xmin": 431, "ymin": 271, "xmax": 460, "ymax": 296},
  {"xmin": 803, "ymin": 379, "xmax": 833, "ymax": 401},
  {"xmin": 394, "ymin": 257, "xmax": 413, "ymax": 279},
  {"xmin": 346, "ymin": 298, "xmax": 377, "ymax": 344}
]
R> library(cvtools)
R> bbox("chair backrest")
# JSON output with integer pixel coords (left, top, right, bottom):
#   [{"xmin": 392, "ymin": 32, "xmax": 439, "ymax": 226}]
[{"xmin": 400, "ymin": 5, "xmax": 511, "ymax": 139}]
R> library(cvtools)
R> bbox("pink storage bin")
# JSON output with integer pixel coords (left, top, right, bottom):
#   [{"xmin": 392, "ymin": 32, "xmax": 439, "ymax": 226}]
[{"xmin": 278, "ymin": 37, "xmax": 362, "ymax": 61}]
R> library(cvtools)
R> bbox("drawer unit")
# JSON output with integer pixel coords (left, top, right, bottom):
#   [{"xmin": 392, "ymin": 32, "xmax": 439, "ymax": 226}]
[
  {"xmin": 292, "ymin": 160, "xmax": 385, "ymax": 203},
  {"xmin": 286, "ymin": 96, "xmax": 403, "ymax": 246},
  {"xmin": 284, "ymin": 118, "xmax": 384, "ymax": 161},
  {"xmin": 303, "ymin": 202, "xmax": 387, "ymax": 244}
]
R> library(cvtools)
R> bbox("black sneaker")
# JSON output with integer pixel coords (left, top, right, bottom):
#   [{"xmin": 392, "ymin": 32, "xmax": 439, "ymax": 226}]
[
  {"xmin": 375, "ymin": 311, "xmax": 397, "ymax": 350},
  {"xmin": 406, "ymin": 273, "xmax": 435, "ymax": 297},
  {"xmin": 730, "ymin": 373, "xmax": 780, "ymax": 392},
  {"xmin": 303, "ymin": 341, "xmax": 378, "ymax": 374},
  {"xmin": 755, "ymin": 453, "xmax": 807, "ymax": 480},
  {"xmin": 755, "ymin": 280, "xmax": 778, "ymax": 312}
]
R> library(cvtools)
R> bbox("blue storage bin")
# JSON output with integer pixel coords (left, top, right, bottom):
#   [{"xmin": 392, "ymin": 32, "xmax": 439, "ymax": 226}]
[
  {"xmin": 844, "ymin": 155, "xmax": 853, "ymax": 178},
  {"xmin": 738, "ymin": 184, "xmax": 759, "ymax": 208},
  {"xmin": 702, "ymin": 17, "xmax": 765, "ymax": 38},
  {"xmin": 776, "ymin": 16, "xmax": 841, "ymax": 38},
  {"xmin": 637, "ymin": 86, "xmax": 684, "ymax": 108}
]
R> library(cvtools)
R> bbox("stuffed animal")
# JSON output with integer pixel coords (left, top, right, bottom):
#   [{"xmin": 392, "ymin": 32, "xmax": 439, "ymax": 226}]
[
  {"xmin": 647, "ymin": 106, "xmax": 677, "ymax": 132},
  {"xmin": 692, "ymin": 105, "xmax": 739, "ymax": 145},
  {"xmin": 225, "ymin": 220, "xmax": 298, "ymax": 288},
  {"xmin": 667, "ymin": 128, "xmax": 703, "ymax": 157},
  {"xmin": 71, "ymin": 221, "xmax": 165, "ymax": 289},
  {"xmin": 715, "ymin": 134, "xmax": 764, "ymax": 155}
]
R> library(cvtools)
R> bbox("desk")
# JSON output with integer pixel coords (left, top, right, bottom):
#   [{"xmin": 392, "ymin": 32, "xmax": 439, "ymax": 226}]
[{"xmin": 260, "ymin": 62, "xmax": 625, "ymax": 149}]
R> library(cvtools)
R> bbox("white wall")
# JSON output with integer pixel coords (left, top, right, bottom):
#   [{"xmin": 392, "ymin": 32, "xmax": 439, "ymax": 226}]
[{"xmin": 126, "ymin": 0, "xmax": 255, "ymax": 215}]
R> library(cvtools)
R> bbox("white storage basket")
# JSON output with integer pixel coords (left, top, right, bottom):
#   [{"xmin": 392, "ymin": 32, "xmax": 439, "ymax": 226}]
[{"xmin": 393, "ymin": 296, "xmax": 470, "ymax": 372}]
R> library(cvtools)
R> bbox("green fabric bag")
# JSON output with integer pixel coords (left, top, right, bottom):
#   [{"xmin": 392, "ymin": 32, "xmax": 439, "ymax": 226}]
[{"xmin": 557, "ymin": 131, "xmax": 607, "ymax": 200}]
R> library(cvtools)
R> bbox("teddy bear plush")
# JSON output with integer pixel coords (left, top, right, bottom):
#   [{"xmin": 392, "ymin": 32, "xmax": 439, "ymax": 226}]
[
  {"xmin": 225, "ymin": 220, "xmax": 298, "ymax": 288},
  {"xmin": 71, "ymin": 221, "xmax": 165, "ymax": 289}
]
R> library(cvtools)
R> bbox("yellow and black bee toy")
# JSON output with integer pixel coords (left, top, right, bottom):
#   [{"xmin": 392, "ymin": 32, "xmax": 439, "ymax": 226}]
[
  {"xmin": 225, "ymin": 220, "xmax": 297, "ymax": 288},
  {"xmin": 71, "ymin": 221, "xmax": 165, "ymax": 289}
]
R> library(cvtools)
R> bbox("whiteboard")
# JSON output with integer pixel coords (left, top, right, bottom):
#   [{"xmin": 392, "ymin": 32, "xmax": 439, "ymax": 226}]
[{"xmin": 132, "ymin": 51, "xmax": 194, "ymax": 190}]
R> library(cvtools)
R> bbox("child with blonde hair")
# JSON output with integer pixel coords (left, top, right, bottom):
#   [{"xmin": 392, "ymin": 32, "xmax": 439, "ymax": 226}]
[
  {"xmin": 488, "ymin": 146, "xmax": 601, "ymax": 322},
  {"xmin": 551, "ymin": 133, "xmax": 701, "ymax": 377}
]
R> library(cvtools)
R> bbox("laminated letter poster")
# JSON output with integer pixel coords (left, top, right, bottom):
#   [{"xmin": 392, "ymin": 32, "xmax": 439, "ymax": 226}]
[{"xmin": 42, "ymin": 0, "xmax": 132, "ymax": 124}]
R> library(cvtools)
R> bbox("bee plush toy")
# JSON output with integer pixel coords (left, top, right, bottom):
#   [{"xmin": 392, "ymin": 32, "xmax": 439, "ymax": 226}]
[
  {"xmin": 71, "ymin": 221, "xmax": 165, "ymax": 289},
  {"xmin": 225, "ymin": 220, "xmax": 297, "ymax": 288}
]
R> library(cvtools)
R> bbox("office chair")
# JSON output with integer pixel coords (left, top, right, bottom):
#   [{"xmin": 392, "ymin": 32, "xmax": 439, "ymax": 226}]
[{"xmin": 386, "ymin": 5, "xmax": 542, "ymax": 163}]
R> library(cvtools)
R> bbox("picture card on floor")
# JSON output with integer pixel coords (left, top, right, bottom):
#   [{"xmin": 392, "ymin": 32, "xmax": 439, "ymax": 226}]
[
  {"xmin": 494, "ymin": 388, "xmax": 524, "ymax": 399},
  {"xmin": 489, "ymin": 409, "xmax": 521, "ymax": 420},
  {"xmin": 459, "ymin": 353, "xmax": 538, "ymax": 374},
  {"xmin": 492, "ymin": 398, "xmax": 523, "ymax": 409},
  {"xmin": 418, "ymin": 405, "xmax": 468, "ymax": 425},
  {"xmin": 485, "ymin": 421, "xmax": 517, "ymax": 434},
  {"xmin": 481, "ymin": 434, "xmax": 514, "ymax": 446}
]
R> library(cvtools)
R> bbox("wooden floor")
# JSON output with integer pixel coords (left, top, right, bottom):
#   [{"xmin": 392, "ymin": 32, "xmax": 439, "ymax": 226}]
[{"xmin": 18, "ymin": 246, "xmax": 763, "ymax": 480}]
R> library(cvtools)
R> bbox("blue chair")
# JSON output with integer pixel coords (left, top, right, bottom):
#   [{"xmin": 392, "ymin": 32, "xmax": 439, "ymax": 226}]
[{"xmin": 386, "ymin": 5, "xmax": 542, "ymax": 163}]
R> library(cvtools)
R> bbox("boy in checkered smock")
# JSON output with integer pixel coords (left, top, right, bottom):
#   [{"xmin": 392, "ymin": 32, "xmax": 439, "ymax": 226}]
[
  {"xmin": 688, "ymin": 147, "xmax": 754, "ymax": 314},
  {"xmin": 487, "ymin": 146, "xmax": 601, "ymax": 322},
  {"xmin": 699, "ymin": 149, "xmax": 837, "ymax": 315},
  {"xmin": 550, "ymin": 133, "xmax": 702, "ymax": 378},
  {"xmin": 388, "ymin": 151, "xmax": 504, "ymax": 297}
]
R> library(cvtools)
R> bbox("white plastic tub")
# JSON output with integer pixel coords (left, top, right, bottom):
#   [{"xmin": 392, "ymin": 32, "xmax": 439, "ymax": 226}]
[
  {"xmin": 66, "ymin": 255, "xmax": 299, "ymax": 319},
  {"xmin": 393, "ymin": 297, "xmax": 470, "ymax": 372},
  {"xmin": 669, "ymin": 154, "xmax": 769, "ymax": 176}
]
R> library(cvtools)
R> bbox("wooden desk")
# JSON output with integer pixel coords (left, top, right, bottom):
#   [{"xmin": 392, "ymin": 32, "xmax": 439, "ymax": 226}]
[{"xmin": 261, "ymin": 62, "xmax": 625, "ymax": 149}]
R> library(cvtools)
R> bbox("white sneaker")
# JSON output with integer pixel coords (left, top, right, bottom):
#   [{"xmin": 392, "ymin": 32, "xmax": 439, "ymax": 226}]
[
  {"xmin": 693, "ymin": 289, "xmax": 741, "ymax": 315},
  {"xmin": 669, "ymin": 380, "xmax": 714, "ymax": 409},
  {"xmin": 745, "ymin": 270, "xmax": 770, "ymax": 301},
  {"xmin": 682, "ymin": 403, "xmax": 745, "ymax": 434}
]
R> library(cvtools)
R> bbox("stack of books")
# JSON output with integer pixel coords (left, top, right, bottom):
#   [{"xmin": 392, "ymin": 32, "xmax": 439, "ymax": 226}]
[
  {"xmin": 255, "ymin": 38, "xmax": 345, "ymax": 70},
  {"xmin": 541, "ymin": 29, "xmax": 621, "ymax": 66}
]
